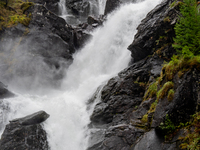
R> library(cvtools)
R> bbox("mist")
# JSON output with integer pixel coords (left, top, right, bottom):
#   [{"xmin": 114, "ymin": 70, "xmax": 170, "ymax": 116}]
[{"xmin": 0, "ymin": 25, "xmax": 72, "ymax": 95}]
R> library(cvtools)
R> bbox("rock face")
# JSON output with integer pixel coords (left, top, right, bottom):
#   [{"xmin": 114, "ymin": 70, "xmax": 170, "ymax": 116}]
[
  {"xmin": 0, "ymin": 111, "xmax": 49, "ymax": 150},
  {"xmin": 29, "ymin": 0, "xmax": 59, "ymax": 15},
  {"xmin": 67, "ymin": 0, "xmax": 90, "ymax": 16},
  {"xmin": 88, "ymin": 56, "xmax": 164, "ymax": 150},
  {"xmin": 128, "ymin": 0, "xmax": 178, "ymax": 62},
  {"xmin": 88, "ymin": 0, "xmax": 200, "ymax": 149},
  {"xmin": 104, "ymin": 0, "xmax": 137, "ymax": 15}
]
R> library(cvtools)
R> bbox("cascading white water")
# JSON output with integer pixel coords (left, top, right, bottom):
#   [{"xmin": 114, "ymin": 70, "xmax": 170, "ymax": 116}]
[
  {"xmin": 98, "ymin": 0, "xmax": 106, "ymax": 15},
  {"xmin": 0, "ymin": 0, "xmax": 162, "ymax": 149},
  {"xmin": 59, "ymin": 0, "xmax": 67, "ymax": 17}
]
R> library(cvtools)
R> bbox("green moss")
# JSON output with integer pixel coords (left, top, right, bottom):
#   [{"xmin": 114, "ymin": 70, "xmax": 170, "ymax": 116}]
[
  {"xmin": 160, "ymin": 55, "xmax": 200, "ymax": 83},
  {"xmin": 144, "ymin": 81, "xmax": 158, "ymax": 100},
  {"xmin": 21, "ymin": 2, "xmax": 33, "ymax": 13},
  {"xmin": 0, "ymin": 0, "xmax": 33, "ymax": 30},
  {"xmin": 148, "ymin": 100, "xmax": 158, "ymax": 113},
  {"xmin": 157, "ymin": 81, "xmax": 174, "ymax": 101},
  {"xmin": 170, "ymin": 0, "xmax": 178, "ymax": 8},
  {"xmin": 163, "ymin": 16, "xmax": 170, "ymax": 23},
  {"xmin": 134, "ymin": 81, "xmax": 146, "ymax": 87},
  {"xmin": 141, "ymin": 114, "xmax": 148, "ymax": 123},
  {"xmin": 167, "ymin": 89, "xmax": 175, "ymax": 102}
]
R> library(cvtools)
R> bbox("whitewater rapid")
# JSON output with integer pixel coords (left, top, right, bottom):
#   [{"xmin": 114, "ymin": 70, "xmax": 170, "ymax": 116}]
[{"xmin": 0, "ymin": 0, "xmax": 161, "ymax": 149}]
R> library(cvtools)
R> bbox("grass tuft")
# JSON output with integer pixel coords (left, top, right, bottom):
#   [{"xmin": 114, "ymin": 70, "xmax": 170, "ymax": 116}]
[
  {"xmin": 157, "ymin": 81, "xmax": 174, "ymax": 101},
  {"xmin": 144, "ymin": 81, "xmax": 158, "ymax": 100}
]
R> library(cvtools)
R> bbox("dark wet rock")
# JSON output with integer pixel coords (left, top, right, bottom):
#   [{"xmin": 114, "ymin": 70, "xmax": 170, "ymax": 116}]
[
  {"xmin": 128, "ymin": 0, "xmax": 178, "ymax": 62},
  {"xmin": 65, "ymin": 0, "xmax": 92, "ymax": 23},
  {"xmin": 72, "ymin": 27, "xmax": 92, "ymax": 49},
  {"xmin": 29, "ymin": 0, "xmax": 59, "ymax": 15},
  {"xmin": 104, "ymin": 0, "xmax": 120, "ymax": 15},
  {"xmin": 0, "ymin": 111, "xmax": 49, "ymax": 150},
  {"xmin": 88, "ymin": 124, "xmax": 145, "ymax": 150},
  {"xmin": 153, "ymin": 70, "xmax": 200, "ymax": 130},
  {"xmin": 104, "ymin": 0, "xmax": 137, "ymax": 16},
  {"xmin": 0, "ymin": 82, "xmax": 14, "ymax": 99},
  {"xmin": 89, "ymin": 56, "xmax": 164, "ymax": 149},
  {"xmin": 88, "ymin": 0, "xmax": 200, "ymax": 149},
  {"xmin": 0, "ymin": 23, "xmax": 72, "ymax": 91},
  {"xmin": 70, "ymin": 1, "xmax": 90, "ymax": 16},
  {"xmin": 26, "ymin": 4, "xmax": 75, "ymax": 52},
  {"xmin": 27, "ymin": 4, "xmax": 91, "ymax": 51},
  {"xmin": 87, "ymin": 16, "xmax": 103, "ymax": 26},
  {"xmin": 132, "ymin": 129, "xmax": 164, "ymax": 150},
  {"xmin": 130, "ymin": 98, "xmax": 155, "ymax": 123},
  {"xmin": 10, "ymin": 110, "xmax": 50, "ymax": 125},
  {"xmin": 131, "ymin": 129, "xmax": 185, "ymax": 150},
  {"xmin": 104, "ymin": 0, "xmax": 138, "ymax": 16},
  {"xmin": 72, "ymin": 15, "xmax": 104, "ymax": 48}
]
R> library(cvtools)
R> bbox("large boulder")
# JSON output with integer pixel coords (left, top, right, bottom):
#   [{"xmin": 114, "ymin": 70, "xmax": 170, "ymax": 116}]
[{"xmin": 0, "ymin": 111, "xmax": 50, "ymax": 150}]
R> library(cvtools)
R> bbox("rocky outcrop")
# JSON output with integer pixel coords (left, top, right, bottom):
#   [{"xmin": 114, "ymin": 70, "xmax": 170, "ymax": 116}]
[
  {"xmin": 88, "ymin": 0, "xmax": 200, "ymax": 149},
  {"xmin": 0, "ymin": 3, "xmax": 91, "ymax": 92},
  {"xmin": 26, "ymin": 4, "xmax": 83, "ymax": 52},
  {"xmin": 128, "ymin": 0, "xmax": 178, "ymax": 62},
  {"xmin": 88, "ymin": 56, "xmax": 164, "ymax": 150},
  {"xmin": 0, "ymin": 111, "xmax": 49, "ymax": 150},
  {"xmin": 0, "ymin": 82, "xmax": 14, "ymax": 99}
]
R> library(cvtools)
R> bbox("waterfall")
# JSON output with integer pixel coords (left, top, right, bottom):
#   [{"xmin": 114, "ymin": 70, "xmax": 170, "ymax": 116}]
[
  {"xmin": 59, "ymin": 0, "xmax": 67, "ymax": 17},
  {"xmin": 98, "ymin": 0, "xmax": 106, "ymax": 15},
  {"xmin": 0, "ymin": 0, "xmax": 162, "ymax": 149}
]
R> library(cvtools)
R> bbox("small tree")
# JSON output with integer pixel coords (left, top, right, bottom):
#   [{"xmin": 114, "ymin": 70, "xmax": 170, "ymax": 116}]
[{"xmin": 173, "ymin": 0, "xmax": 200, "ymax": 56}]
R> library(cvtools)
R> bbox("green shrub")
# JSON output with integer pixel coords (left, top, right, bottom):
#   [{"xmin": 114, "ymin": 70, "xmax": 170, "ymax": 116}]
[
  {"xmin": 159, "ymin": 114, "xmax": 176, "ymax": 135},
  {"xmin": 173, "ymin": 0, "xmax": 200, "ymax": 56}
]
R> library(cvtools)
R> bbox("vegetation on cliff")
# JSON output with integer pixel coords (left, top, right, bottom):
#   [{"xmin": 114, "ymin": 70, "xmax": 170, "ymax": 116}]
[
  {"xmin": 153, "ymin": 0, "xmax": 200, "ymax": 148},
  {"xmin": 173, "ymin": 0, "xmax": 200, "ymax": 56},
  {"xmin": 140, "ymin": 1, "xmax": 200, "ymax": 149},
  {"xmin": 0, "ymin": 0, "xmax": 33, "ymax": 30}
]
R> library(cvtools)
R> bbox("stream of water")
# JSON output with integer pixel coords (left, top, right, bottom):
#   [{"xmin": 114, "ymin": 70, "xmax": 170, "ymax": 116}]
[{"xmin": 0, "ymin": 0, "xmax": 161, "ymax": 149}]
